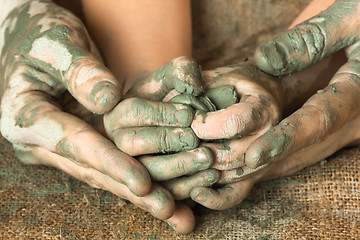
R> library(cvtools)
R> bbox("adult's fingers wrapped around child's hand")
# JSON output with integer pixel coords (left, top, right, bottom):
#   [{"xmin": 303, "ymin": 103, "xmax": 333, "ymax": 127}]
[{"xmin": 191, "ymin": 63, "xmax": 282, "ymax": 140}]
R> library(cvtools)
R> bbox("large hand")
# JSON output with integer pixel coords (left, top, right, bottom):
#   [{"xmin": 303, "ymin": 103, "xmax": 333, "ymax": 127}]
[
  {"xmin": 245, "ymin": 0, "xmax": 360, "ymax": 169},
  {"xmin": 189, "ymin": 111, "xmax": 360, "ymax": 210},
  {"xmin": 0, "ymin": 0, "xmax": 180, "ymax": 229}
]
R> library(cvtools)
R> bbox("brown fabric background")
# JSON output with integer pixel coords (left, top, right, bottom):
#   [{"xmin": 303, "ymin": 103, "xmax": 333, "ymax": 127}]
[{"xmin": 1, "ymin": 0, "xmax": 360, "ymax": 239}]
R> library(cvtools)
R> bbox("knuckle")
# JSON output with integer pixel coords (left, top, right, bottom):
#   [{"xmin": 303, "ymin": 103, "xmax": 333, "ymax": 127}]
[
  {"xmin": 80, "ymin": 167, "xmax": 102, "ymax": 189},
  {"xmin": 294, "ymin": 23, "xmax": 326, "ymax": 62},
  {"xmin": 158, "ymin": 128, "xmax": 171, "ymax": 153},
  {"xmin": 158, "ymin": 102, "xmax": 167, "ymax": 124},
  {"xmin": 175, "ymin": 158, "xmax": 188, "ymax": 175},
  {"xmin": 114, "ymin": 131, "xmax": 138, "ymax": 156}
]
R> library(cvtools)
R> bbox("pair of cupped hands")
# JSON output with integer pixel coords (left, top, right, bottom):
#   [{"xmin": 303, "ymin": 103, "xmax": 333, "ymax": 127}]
[{"xmin": 2, "ymin": 0, "xmax": 360, "ymax": 234}]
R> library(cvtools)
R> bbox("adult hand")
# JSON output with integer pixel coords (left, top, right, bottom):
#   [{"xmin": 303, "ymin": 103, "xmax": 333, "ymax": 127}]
[
  {"xmin": 189, "ymin": 110, "xmax": 360, "ymax": 210},
  {"xmin": 245, "ymin": 0, "xmax": 360, "ymax": 169},
  {"xmin": 0, "ymin": 0, "xmax": 187, "ymax": 230}
]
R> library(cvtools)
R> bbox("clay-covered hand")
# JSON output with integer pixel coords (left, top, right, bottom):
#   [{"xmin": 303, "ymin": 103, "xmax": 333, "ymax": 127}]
[
  {"xmin": 244, "ymin": 0, "xmax": 360, "ymax": 169},
  {"xmin": 103, "ymin": 57, "xmax": 220, "ymax": 205},
  {"xmin": 189, "ymin": 110, "xmax": 360, "ymax": 210},
  {"xmin": 0, "ymin": 0, "xmax": 180, "ymax": 224},
  {"xmin": 158, "ymin": 63, "xmax": 282, "ymax": 201},
  {"xmin": 190, "ymin": 63, "xmax": 282, "ymax": 173}
]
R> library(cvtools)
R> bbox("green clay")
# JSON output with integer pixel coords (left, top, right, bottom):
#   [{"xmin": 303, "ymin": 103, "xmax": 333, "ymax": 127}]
[
  {"xmin": 256, "ymin": 129, "xmax": 290, "ymax": 166},
  {"xmin": 281, "ymin": 122, "xmax": 289, "ymax": 126},
  {"xmin": 317, "ymin": 89, "xmax": 325, "ymax": 94},
  {"xmin": 130, "ymin": 99, "xmax": 193, "ymax": 126},
  {"xmin": 168, "ymin": 94, "xmax": 209, "ymax": 111},
  {"xmin": 331, "ymin": 85, "xmax": 337, "ymax": 93},
  {"xmin": 154, "ymin": 62, "xmax": 170, "ymax": 82},
  {"xmin": 236, "ymin": 168, "xmax": 244, "ymax": 176},
  {"xmin": 15, "ymin": 104, "xmax": 41, "ymax": 128},
  {"xmin": 90, "ymin": 84, "xmax": 119, "ymax": 107},
  {"xmin": 174, "ymin": 60, "xmax": 203, "ymax": 95},
  {"xmin": 198, "ymin": 96, "xmax": 217, "ymax": 111},
  {"xmin": 202, "ymin": 85, "xmax": 239, "ymax": 110}
]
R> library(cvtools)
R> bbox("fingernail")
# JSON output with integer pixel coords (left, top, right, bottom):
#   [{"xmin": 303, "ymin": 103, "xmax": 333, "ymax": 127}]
[
  {"xmin": 192, "ymin": 192, "xmax": 204, "ymax": 202},
  {"xmin": 175, "ymin": 108, "xmax": 194, "ymax": 126},
  {"xmin": 236, "ymin": 168, "xmax": 244, "ymax": 176},
  {"xmin": 90, "ymin": 82, "xmax": 120, "ymax": 107},
  {"xmin": 202, "ymin": 147, "xmax": 214, "ymax": 165},
  {"xmin": 206, "ymin": 169, "xmax": 219, "ymax": 184},
  {"xmin": 255, "ymin": 41, "xmax": 287, "ymax": 76},
  {"xmin": 179, "ymin": 129, "xmax": 199, "ymax": 150}
]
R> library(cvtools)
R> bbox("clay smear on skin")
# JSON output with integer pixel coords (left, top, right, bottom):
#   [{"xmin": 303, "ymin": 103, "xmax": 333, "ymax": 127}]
[{"xmin": 29, "ymin": 37, "xmax": 72, "ymax": 71}]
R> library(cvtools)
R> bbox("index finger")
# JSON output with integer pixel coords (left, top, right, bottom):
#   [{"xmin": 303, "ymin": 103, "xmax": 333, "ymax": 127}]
[{"xmin": 255, "ymin": 0, "xmax": 360, "ymax": 75}]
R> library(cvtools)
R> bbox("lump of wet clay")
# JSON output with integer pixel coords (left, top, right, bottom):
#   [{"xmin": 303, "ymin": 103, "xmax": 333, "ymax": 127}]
[
  {"xmin": 202, "ymin": 85, "xmax": 239, "ymax": 110},
  {"xmin": 169, "ymin": 85, "xmax": 239, "ymax": 112}
]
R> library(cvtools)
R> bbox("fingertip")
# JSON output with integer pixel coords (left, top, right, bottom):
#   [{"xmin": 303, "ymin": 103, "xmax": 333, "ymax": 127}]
[
  {"xmin": 171, "ymin": 56, "xmax": 204, "ymax": 96},
  {"xmin": 89, "ymin": 81, "xmax": 122, "ymax": 114},
  {"xmin": 166, "ymin": 204, "xmax": 195, "ymax": 234},
  {"xmin": 175, "ymin": 105, "xmax": 195, "ymax": 127},
  {"xmin": 205, "ymin": 169, "xmax": 220, "ymax": 184},
  {"xmin": 124, "ymin": 166, "xmax": 152, "ymax": 197},
  {"xmin": 180, "ymin": 128, "xmax": 200, "ymax": 152},
  {"xmin": 149, "ymin": 185, "xmax": 175, "ymax": 220},
  {"xmin": 254, "ymin": 41, "xmax": 287, "ymax": 76},
  {"xmin": 65, "ymin": 57, "xmax": 123, "ymax": 114},
  {"xmin": 190, "ymin": 187, "xmax": 206, "ymax": 203},
  {"xmin": 244, "ymin": 146, "xmax": 264, "ymax": 169},
  {"xmin": 201, "ymin": 147, "xmax": 215, "ymax": 168}
]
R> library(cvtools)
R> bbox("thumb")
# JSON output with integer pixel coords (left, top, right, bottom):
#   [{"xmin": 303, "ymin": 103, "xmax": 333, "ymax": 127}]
[{"xmin": 255, "ymin": 0, "xmax": 360, "ymax": 76}]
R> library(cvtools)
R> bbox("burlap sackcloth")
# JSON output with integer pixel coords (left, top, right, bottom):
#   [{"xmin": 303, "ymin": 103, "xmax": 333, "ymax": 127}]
[{"xmin": 1, "ymin": 0, "xmax": 359, "ymax": 239}]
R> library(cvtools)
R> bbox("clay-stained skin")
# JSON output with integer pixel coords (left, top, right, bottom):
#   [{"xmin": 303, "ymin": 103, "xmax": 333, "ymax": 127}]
[
  {"xmin": 0, "ymin": 1, "xmax": 121, "ymax": 115},
  {"xmin": 126, "ymin": 56, "xmax": 204, "ymax": 101},
  {"xmin": 162, "ymin": 169, "xmax": 219, "ymax": 200},
  {"xmin": 247, "ymin": 0, "xmax": 360, "ymax": 169},
  {"xmin": 0, "ymin": 0, "xmax": 153, "ymax": 199},
  {"xmin": 139, "ymin": 147, "xmax": 214, "ymax": 181},
  {"xmin": 255, "ymin": 0, "xmax": 360, "ymax": 75},
  {"xmin": 191, "ymin": 63, "xmax": 282, "ymax": 141}
]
